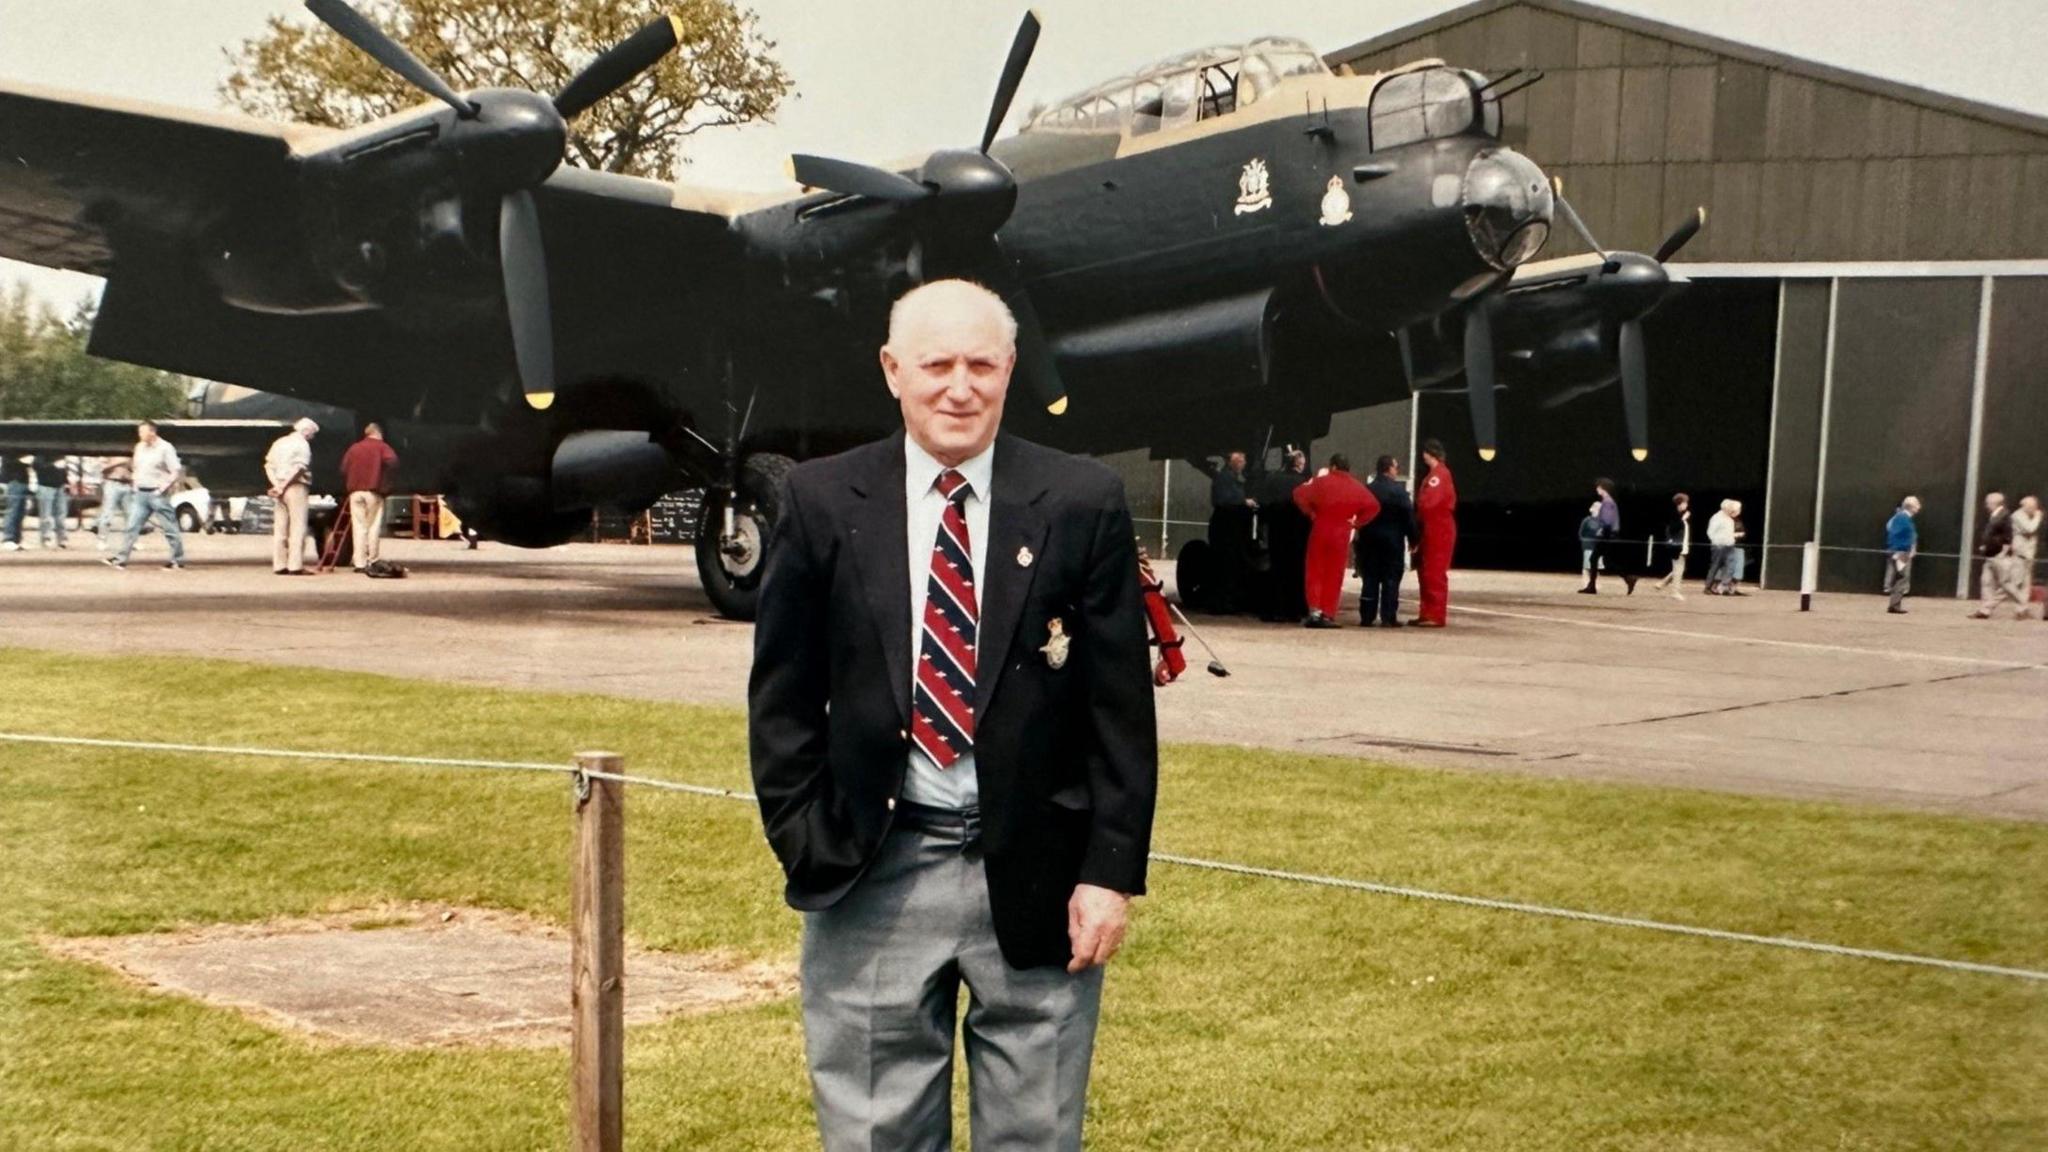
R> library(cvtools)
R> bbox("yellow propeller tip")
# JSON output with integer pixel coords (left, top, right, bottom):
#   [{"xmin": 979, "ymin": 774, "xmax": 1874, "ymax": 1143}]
[
  {"xmin": 526, "ymin": 391, "xmax": 555, "ymax": 411},
  {"xmin": 1478, "ymin": 448, "xmax": 1497, "ymax": 462},
  {"xmin": 1631, "ymin": 448, "xmax": 1649, "ymax": 462},
  {"xmin": 1046, "ymin": 395, "xmax": 1069, "ymax": 416},
  {"xmin": 667, "ymin": 14, "xmax": 685, "ymax": 40}
]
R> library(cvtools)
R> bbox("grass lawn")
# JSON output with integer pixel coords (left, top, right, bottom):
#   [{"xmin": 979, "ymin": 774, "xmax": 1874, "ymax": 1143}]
[{"xmin": 0, "ymin": 646, "xmax": 2042, "ymax": 1150}]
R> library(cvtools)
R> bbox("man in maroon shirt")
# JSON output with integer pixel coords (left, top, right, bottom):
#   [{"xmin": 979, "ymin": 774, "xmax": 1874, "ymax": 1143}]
[{"xmin": 339, "ymin": 423, "xmax": 400, "ymax": 572}]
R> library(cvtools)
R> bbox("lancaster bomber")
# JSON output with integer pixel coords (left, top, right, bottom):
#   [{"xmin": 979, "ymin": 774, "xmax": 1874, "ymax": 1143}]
[{"xmin": 0, "ymin": 3, "xmax": 1694, "ymax": 617}]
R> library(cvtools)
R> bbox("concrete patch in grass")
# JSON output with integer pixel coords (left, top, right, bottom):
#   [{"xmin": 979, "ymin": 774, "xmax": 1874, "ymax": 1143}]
[{"xmin": 43, "ymin": 904, "xmax": 795, "ymax": 1048}]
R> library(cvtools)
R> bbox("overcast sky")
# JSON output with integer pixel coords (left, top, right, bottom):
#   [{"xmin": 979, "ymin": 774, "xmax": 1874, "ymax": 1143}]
[{"xmin": 4, "ymin": 0, "xmax": 2044, "ymax": 310}]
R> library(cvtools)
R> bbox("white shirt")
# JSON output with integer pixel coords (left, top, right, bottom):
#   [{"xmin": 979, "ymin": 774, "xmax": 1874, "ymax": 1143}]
[
  {"xmin": 1707, "ymin": 511, "xmax": 1736, "ymax": 547},
  {"xmin": 131, "ymin": 440, "xmax": 181, "ymax": 491},
  {"xmin": 265, "ymin": 433, "xmax": 312, "ymax": 488},
  {"xmin": 902, "ymin": 435, "xmax": 994, "ymax": 810}
]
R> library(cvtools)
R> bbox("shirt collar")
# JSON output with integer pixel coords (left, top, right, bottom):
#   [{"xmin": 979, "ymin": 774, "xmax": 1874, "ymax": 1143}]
[{"xmin": 904, "ymin": 434, "xmax": 995, "ymax": 503}]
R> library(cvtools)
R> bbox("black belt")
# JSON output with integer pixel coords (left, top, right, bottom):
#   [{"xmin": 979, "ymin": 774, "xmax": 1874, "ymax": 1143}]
[
  {"xmin": 892, "ymin": 799, "xmax": 981, "ymax": 843},
  {"xmin": 135, "ymin": 487, "xmax": 159, "ymax": 493}
]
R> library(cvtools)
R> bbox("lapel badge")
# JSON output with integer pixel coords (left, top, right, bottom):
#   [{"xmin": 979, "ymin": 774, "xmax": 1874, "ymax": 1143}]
[
  {"xmin": 1040, "ymin": 618, "xmax": 1070, "ymax": 670},
  {"xmin": 1016, "ymin": 545, "xmax": 1035, "ymax": 568}
]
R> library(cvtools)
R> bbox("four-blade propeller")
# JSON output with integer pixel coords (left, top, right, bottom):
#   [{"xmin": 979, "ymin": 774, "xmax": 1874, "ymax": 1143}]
[
  {"xmin": 787, "ymin": 12, "xmax": 1067, "ymax": 416},
  {"xmin": 306, "ymin": 0, "xmax": 683, "ymax": 409}
]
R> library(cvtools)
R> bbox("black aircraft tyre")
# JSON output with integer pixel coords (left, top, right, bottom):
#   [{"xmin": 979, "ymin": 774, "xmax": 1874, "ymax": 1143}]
[
  {"xmin": 697, "ymin": 452, "xmax": 795, "ymax": 621},
  {"xmin": 1175, "ymin": 537, "xmax": 1212, "ymax": 612}
]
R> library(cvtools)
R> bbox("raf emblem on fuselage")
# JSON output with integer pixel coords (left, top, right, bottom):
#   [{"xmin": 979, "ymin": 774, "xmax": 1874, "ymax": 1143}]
[
  {"xmin": 1318, "ymin": 175, "xmax": 1353, "ymax": 227},
  {"xmin": 1235, "ymin": 158, "xmax": 1273, "ymax": 215}
]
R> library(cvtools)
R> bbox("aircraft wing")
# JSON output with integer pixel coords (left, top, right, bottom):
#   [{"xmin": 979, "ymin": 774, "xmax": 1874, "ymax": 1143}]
[
  {"xmin": 0, "ymin": 83, "xmax": 744, "ymax": 419},
  {"xmin": 0, "ymin": 81, "xmax": 328, "ymax": 277},
  {"xmin": 0, "ymin": 419, "xmax": 285, "ymax": 459}
]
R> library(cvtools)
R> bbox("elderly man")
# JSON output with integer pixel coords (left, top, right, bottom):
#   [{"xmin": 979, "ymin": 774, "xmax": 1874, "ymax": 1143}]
[
  {"xmin": 1972, "ymin": 491, "xmax": 2026, "ymax": 620},
  {"xmin": 264, "ymin": 417, "xmax": 319, "ymax": 575},
  {"xmin": 104, "ymin": 421, "xmax": 186, "ymax": 570},
  {"xmin": 1884, "ymin": 496, "xmax": 1921, "ymax": 614},
  {"xmin": 339, "ymin": 422, "xmax": 400, "ymax": 572},
  {"xmin": 750, "ymin": 279, "xmax": 1158, "ymax": 1152}
]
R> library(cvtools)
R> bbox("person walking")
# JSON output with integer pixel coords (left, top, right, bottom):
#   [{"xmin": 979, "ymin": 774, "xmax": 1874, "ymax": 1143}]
[
  {"xmin": 1705, "ymin": 499, "xmax": 1740, "ymax": 595},
  {"xmin": 0, "ymin": 454, "xmax": 28, "ymax": 551},
  {"xmin": 105, "ymin": 421, "xmax": 187, "ymax": 570},
  {"xmin": 1653, "ymin": 492, "xmax": 1691, "ymax": 600},
  {"xmin": 1884, "ymin": 496, "xmax": 1921, "ymax": 614},
  {"xmin": 264, "ymin": 418, "xmax": 319, "ymax": 575},
  {"xmin": 1291, "ymin": 453, "xmax": 1378, "ymax": 628},
  {"xmin": 1253, "ymin": 449, "xmax": 1310, "ymax": 622},
  {"xmin": 1581, "ymin": 478, "xmax": 1636, "ymax": 594},
  {"xmin": 2013, "ymin": 495, "xmax": 2041, "ymax": 617},
  {"xmin": 748, "ymin": 280, "xmax": 1157, "ymax": 1152},
  {"xmin": 95, "ymin": 456, "xmax": 133, "ymax": 550},
  {"xmin": 1412, "ymin": 439, "xmax": 1458, "ymax": 627},
  {"xmin": 339, "ymin": 422, "xmax": 400, "ymax": 572},
  {"xmin": 1972, "ymin": 492, "xmax": 2026, "ymax": 620},
  {"xmin": 34, "ymin": 455, "xmax": 71, "ymax": 549},
  {"xmin": 1356, "ymin": 455, "xmax": 1415, "ymax": 627}
]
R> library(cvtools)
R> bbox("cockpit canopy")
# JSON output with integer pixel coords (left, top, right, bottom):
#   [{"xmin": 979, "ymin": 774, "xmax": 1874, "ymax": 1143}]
[
  {"xmin": 1369, "ymin": 66, "xmax": 1501, "ymax": 150},
  {"xmin": 1024, "ymin": 36, "xmax": 1329, "ymax": 137}
]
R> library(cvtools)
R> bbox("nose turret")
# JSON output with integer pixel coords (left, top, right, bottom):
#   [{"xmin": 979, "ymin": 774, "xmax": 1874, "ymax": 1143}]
[{"xmin": 1462, "ymin": 148, "xmax": 1553, "ymax": 270}]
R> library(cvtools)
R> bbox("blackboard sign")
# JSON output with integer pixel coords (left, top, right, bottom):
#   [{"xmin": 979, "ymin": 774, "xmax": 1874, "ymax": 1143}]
[{"xmin": 646, "ymin": 490, "xmax": 704, "ymax": 543}]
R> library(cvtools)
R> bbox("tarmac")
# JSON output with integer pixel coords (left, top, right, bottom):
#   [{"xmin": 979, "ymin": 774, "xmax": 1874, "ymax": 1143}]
[{"xmin": 2, "ymin": 532, "xmax": 2043, "ymax": 820}]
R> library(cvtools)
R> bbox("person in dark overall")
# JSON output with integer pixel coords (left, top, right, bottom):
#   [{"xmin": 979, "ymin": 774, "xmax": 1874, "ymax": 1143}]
[{"xmin": 1253, "ymin": 449, "xmax": 1309, "ymax": 621}]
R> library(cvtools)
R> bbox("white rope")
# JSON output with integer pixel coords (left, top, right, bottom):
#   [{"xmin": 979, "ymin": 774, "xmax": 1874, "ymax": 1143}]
[{"xmin": 6, "ymin": 730, "xmax": 2042, "ymax": 982}]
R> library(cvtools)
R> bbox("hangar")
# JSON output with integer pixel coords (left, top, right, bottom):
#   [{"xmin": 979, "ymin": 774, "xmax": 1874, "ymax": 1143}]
[{"xmin": 1116, "ymin": 0, "xmax": 2048, "ymax": 596}]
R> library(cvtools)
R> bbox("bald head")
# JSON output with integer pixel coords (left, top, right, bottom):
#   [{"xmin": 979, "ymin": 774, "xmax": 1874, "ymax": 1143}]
[{"xmin": 887, "ymin": 279, "xmax": 1018, "ymax": 350}]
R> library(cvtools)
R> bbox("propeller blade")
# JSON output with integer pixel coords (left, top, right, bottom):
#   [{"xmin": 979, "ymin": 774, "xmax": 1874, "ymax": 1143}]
[
  {"xmin": 1463, "ymin": 302, "xmax": 1499, "ymax": 462},
  {"xmin": 306, "ymin": 0, "xmax": 474, "ymax": 117},
  {"xmin": 554, "ymin": 15, "xmax": 682, "ymax": 120},
  {"xmin": 789, "ymin": 154, "xmax": 929, "ymax": 202},
  {"xmin": 1618, "ymin": 318, "xmax": 1649, "ymax": 461},
  {"xmin": 980, "ymin": 11, "xmax": 1043, "ymax": 154},
  {"xmin": 499, "ymin": 190, "xmax": 556, "ymax": 408},
  {"xmin": 1396, "ymin": 327, "xmax": 1420, "ymax": 390},
  {"xmin": 1549, "ymin": 177, "xmax": 1607, "ymax": 261},
  {"xmin": 1653, "ymin": 206, "xmax": 1708, "ymax": 264},
  {"xmin": 969, "ymin": 237, "xmax": 1066, "ymax": 415}
]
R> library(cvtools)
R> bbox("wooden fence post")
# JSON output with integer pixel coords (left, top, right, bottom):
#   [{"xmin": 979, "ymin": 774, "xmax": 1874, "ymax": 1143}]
[{"xmin": 571, "ymin": 751, "xmax": 625, "ymax": 1152}]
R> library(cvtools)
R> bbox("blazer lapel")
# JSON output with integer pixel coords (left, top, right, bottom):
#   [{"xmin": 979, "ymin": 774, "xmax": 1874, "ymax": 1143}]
[
  {"xmin": 847, "ymin": 433, "xmax": 912, "ymax": 727},
  {"xmin": 974, "ymin": 437, "xmax": 1050, "ymax": 718}
]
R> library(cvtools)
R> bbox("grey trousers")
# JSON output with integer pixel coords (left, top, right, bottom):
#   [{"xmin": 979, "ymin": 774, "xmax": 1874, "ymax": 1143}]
[
  {"xmin": 800, "ymin": 813, "xmax": 1103, "ymax": 1152},
  {"xmin": 1885, "ymin": 552, "xmax": 1911, "ymax": 609}
]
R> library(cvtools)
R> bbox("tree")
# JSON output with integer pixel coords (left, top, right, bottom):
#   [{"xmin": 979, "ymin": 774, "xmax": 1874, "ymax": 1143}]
[
  {"xmin": 0, "ymin": 286, "xmax": 191, "ymax": 420},
  {"xmin": 221, "ymin": 0, "xmax": 794, "ymax": 180}
]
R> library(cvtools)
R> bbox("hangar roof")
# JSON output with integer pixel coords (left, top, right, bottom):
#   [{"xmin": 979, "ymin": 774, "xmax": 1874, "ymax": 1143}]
[
  {"xmin": 1327, "ymin": 0, "xmax": 2048, "ymax": 140},
  {"xmin": 1324, "ymin": 0, "xmax": 2048, "ymax": 262}
]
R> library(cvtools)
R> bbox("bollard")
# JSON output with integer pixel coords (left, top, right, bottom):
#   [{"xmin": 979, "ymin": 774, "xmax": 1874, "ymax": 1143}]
[
  {"xmin": 1799, "ymin": 541, "xmax": 1819, "ymax": 612},
  {"xmin": 571, "ymin": 751, "xmax": 625, "ymax": 1152}
]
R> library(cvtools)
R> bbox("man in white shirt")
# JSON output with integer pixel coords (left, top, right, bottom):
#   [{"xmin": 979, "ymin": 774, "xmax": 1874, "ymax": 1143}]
[
  {"xmin": 264, "ymin": 418, "xmax": 319, "ymax": 575},
  {"xmin": 105, "ymin": 421, "xmax": 187, "ymax": 570}
]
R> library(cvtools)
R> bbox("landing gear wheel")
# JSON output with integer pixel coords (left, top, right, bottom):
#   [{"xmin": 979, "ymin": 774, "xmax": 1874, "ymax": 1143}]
[
  {"xmin": 176, "ymin": 504, "xmax": 202, "ymax": 533},
  {"xmin": 1175, "ymin": 538, "xmax": 1212, "ymax": 612},
  {"xmin": 697, "ymin": 452, "xmax": 795, "ymax": 621}
]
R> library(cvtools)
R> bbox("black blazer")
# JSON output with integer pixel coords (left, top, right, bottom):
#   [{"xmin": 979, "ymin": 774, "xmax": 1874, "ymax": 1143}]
[
  {"xmin": 748, "ymin": 431, "xmax": 1159, "ymax": 969},
  {"xmin": 1361, "ymin": 473, "xmax": 1416, "ymax": 548}
]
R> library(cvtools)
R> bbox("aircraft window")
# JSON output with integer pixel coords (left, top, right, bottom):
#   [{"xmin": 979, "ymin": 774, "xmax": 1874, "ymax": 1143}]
[
  {"xmin": 1198, "ymin": 62, "xmax": 1239, "ymax": 120},
  {"xmin": 1238, "ymin": 53, "xmax": 1279, "ymax": 106},
  {"xmin": 1130, "ymin": 77, "xmax": 1165, "ymax": 135},
  {"xmin": 1157, "ymin": 69, "xmax": 1200, "ymax": 133},
  {"xmin": 1370, "ymin": 68, "xmax": 1477, "ymax": 150},
  {"xmin": 1268, "ymin": 50, "xmax": 1329, "ymax": 79}
]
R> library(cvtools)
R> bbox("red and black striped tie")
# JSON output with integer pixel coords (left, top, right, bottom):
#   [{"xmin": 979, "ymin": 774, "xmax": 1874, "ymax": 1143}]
[{"xmin": 913, "ymin": 468, "xmax": 978, "ymax": 769}]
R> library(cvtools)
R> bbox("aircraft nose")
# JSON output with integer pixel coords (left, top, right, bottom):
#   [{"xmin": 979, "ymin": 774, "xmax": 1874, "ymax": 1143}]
[{"xmin": 1462, "ymin": 147, "xmax": 1554, "ymax": 270}]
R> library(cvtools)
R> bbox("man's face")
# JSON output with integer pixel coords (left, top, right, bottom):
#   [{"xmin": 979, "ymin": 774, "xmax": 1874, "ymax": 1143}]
[
  {"xmin": 1227, "ymin": 452, "xmax": 1246, "ymax": 474},
  {"xmin": 1986, "ymin": 494, "xmax": 2003, "ymax": 513},
  {"xmin": 880, "ymin": 296, "xmax": 1014, "ymax": 466},
  {"xmin": 299, "ymin": 426, "xmax": 316, "ymax": 441},
  {"xmin": 137, "ymin": 425, "xmax": 156, "ymax": 445}
]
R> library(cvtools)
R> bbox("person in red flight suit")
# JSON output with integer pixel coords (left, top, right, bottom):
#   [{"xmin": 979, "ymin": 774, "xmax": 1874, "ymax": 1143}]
[
  {"xmin": 1292, "ymin": 453, "xmax": 1379, "ymax": 628},
  {"xmin": 1413, "ymin": 438, "xmax": 1458, "ymax": 627}
]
